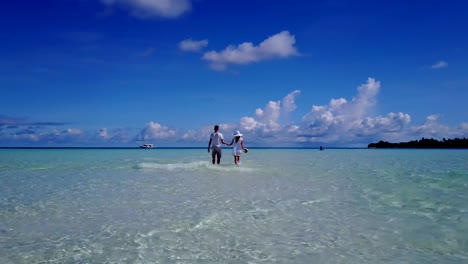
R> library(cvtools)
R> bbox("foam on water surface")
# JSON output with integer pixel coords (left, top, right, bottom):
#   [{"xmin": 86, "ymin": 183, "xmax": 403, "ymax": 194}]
[{"xmin": 135, "ymin": 160, "xmax": 256, "ymax": 173}]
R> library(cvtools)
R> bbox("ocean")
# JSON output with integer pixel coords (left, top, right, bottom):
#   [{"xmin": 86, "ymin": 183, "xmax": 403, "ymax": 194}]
[{"xmin": 0, "ymin": 148, "xmax": 467, "ymax": 263}]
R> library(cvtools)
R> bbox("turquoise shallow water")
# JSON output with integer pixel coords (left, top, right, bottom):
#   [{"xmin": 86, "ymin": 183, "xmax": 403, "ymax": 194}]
[{"xmin": 0, "ymin": 148, "xmax": 467, "ymax": 263}]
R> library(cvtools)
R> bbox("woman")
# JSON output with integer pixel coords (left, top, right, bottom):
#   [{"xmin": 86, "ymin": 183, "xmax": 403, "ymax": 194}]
[{"xmin": 228, "ymin": 131, "xmax": 247, "ymax": 165}]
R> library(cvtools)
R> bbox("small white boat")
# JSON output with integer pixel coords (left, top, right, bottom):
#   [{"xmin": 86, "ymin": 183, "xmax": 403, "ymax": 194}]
[{"xmin": 139, "ymin": 144, "xmax": 155, "ymax": 148}]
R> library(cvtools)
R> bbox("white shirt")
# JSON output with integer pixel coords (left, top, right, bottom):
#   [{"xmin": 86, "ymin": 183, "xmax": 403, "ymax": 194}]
[{"xmin": 210, "ymin": 132, "xmax": 224, "ymax": 148}]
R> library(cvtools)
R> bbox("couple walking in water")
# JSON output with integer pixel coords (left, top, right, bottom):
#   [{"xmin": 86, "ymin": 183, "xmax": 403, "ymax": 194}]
[{"xmin": 207, "ymin": 125, "xmax": 248, "ymax": 165}]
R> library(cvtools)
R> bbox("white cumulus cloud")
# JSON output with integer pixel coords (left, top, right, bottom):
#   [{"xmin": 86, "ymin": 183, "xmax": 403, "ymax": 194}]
[
  {"xmin": 460, "ymin": 122, "xmax": 468, "ymax": 132},
  {"xmin": 181, "ymin": 123, "xmax": 237, "ymax": 142},
  {"xmin": 202, "ymin": 31, "xmax": 299, "ymax": 70},
  {"xmin": 302, "ymin": 77, "xmax": 382, "ymax": 138},
  {"xmin": 136, "ymin": 121, "xmax": 177, "ymax": 140},
  {"xmin": 431, "ymin": 60, "xmax": 448, "ymax": 69},
  {"xmin": 239, "ymin": 90, "xmax": 301, "ymax": 135},
  {"xmin": 408, "ymin": 115, "xmax": 456, "ymax": 138},
  {"xmin": 358, "ymin": 112, "xmax": 412, "ymax": 137},
  {"xmin": 101, "ymin": 0, "xmax": 191, "ymax": 18},
  {"xmin": 229, "ymin": 78, "xmax": 427, "ymax": 145},
  {"xmin": 98, "ymin": 128, "xmax": 110, "ymax": 139},
  {"xmin": 179, "ymin": 39, "xmax": 208, "ymax": 52}
]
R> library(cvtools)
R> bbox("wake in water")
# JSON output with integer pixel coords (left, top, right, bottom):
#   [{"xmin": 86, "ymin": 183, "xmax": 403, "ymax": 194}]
[{"xmin": 134, "ymin": 160, "xmax": 255, "ymax": 172}]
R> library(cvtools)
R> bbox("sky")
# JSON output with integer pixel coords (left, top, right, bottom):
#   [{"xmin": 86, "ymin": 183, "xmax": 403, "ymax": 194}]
[{"xmin": 0, "ymin": 0, "xmax": 467, "ymax": 147}]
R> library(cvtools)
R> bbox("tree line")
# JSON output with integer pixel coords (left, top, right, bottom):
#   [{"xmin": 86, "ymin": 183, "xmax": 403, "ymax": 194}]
[{"xmin": 368, "ymin": 137, "xmax": 468, "ymax": 148}]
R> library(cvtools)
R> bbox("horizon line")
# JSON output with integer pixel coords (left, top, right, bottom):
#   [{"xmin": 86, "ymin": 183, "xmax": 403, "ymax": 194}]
[{"xmin": 0, "ymin": 146, "xmax": 366, "ymax": 150}]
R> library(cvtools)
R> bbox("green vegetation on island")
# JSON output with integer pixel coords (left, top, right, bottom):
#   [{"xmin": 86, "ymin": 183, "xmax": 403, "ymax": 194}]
[{"xmin": 368, "ymin": 137, "xmax": 468, "ymax": 149}]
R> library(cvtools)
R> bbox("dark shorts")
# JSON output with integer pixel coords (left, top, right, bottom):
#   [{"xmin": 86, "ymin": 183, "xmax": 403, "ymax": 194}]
[{"xmin": 211, "ymin": 146, "xmax": 222, "ymax": 159}]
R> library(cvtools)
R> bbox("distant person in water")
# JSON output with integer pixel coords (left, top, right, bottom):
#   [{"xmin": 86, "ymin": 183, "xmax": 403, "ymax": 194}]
[
  {"xmin": 207, "ymin": 125, "xmax": 228, "ymax": 164},
  {"xmin": 320, "ymin": 146, "xmax": 324, "ymax": 151},
  {"xmin": 227, "ymin": 131, "xmax": 248, "ymax": 165}
]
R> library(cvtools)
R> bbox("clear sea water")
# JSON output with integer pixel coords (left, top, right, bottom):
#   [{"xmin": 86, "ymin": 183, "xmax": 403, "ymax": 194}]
[{"xmin": 0, "ymin": 148, "xmax": 467, "ymax": 263}]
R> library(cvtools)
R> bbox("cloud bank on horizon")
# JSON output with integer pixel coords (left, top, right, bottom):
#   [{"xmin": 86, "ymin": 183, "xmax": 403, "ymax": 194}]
[{"xmin": 1, "ymin": 78, "xmax": 466, "ymax": 147}]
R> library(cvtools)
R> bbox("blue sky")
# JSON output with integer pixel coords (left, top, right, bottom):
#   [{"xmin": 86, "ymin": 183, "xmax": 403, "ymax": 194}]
[{"xmin": 1, "ymin": 0, "xmax": 467, "ymax": 147}]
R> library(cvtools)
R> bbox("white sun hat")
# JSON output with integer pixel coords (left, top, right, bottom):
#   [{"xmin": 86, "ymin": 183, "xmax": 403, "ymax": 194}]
[{"xmin": 233, "ymin": 130, "xmax": 243, "ymax": 137}]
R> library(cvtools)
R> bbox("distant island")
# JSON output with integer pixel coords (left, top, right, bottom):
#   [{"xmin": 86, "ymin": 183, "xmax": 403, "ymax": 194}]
[{"xmin": 368, "ymin": 137, "xmax": 468, "ymax": 149}]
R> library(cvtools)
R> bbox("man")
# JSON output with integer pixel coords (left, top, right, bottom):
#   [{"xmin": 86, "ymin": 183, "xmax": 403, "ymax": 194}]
[{"xmin": 207, "ymin": 125, "xmax": 227, "ymax": 164}]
